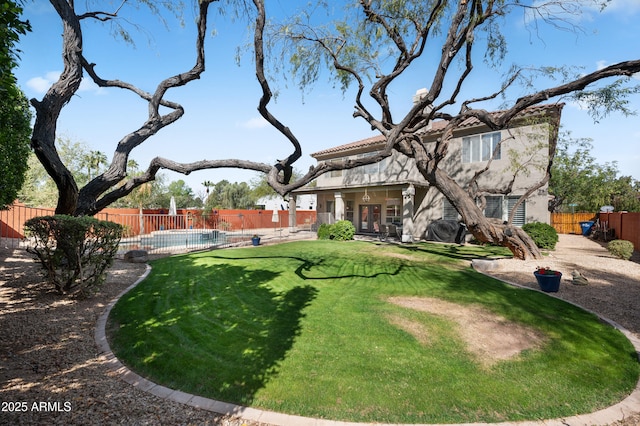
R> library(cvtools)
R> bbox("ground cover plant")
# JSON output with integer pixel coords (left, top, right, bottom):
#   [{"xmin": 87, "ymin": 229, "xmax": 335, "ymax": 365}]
[{"xmin": 108, "ymin": 240, "xmax": 639, "ymax": 424}]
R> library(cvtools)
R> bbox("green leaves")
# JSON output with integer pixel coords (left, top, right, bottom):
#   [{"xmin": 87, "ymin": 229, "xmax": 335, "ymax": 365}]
[
  {"xmin": 0, "ymin": 0, "xmax": 32, "ymax": 209},
  {"xmin": 549, "ymin": 132, "xmax": 640, "ymax": 212},
  {"xmin": 24, "ymin": 215, "xmax": 123, "ymax": 296},
  {"xmin": 570, "ymin": 78, "xmax": 640, "ymax": 123}
]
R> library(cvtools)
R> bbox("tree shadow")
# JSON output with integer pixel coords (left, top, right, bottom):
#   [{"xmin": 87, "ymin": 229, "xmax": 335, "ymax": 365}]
[
  {"xmin": 206, "ymin": 254, "xmax": 405, "ymax": 281},
  {"xmin": 110, "ymin": 255, "xmax": 318, "ymax": 405},
  {"xmin": 394, "ymin": 242, "xmax": 510, "ymax": 262}
]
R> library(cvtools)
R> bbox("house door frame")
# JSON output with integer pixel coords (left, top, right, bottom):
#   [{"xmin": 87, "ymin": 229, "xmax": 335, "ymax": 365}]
[{"xmin": 359, "ymin": 204, "xmax": 381, "ymax": 233}]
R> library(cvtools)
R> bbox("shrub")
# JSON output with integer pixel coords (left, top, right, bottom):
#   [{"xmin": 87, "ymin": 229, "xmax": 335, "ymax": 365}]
[
  {"xmin": 522, "ymin": 222, "xmax": 559, "ymax": 250},
  {"xmin": 317, "ymin": 223, "xmax": 332, "ymax": 240},
  {"xmin": 316, "ymin": 221, "xmax": 355, "ymax": 241},
  {"xmin": 329, "ymin": 220, "xmax": 356, "ymax": 241},
  {"xmin": 607, "ymin": 240, "xmax": 634, "ymax": 260},
  {"xmin": 24, "ymin": 215, "xmax": 123, "ymax": 297}
]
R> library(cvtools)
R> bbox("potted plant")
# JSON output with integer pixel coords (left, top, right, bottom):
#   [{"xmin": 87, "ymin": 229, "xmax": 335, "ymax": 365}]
[
  {"xmin": 534, "ymin": 267, "xmax": 562, "ymax": 292},
  {"xmin": 251, "ymin": 234, "xmax": 261, "ymax": 246}
]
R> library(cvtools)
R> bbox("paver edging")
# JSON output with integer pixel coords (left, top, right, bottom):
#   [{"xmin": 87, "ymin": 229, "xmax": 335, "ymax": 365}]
[{"xmin": 93, "ymin": 257, "xmax": 640, "ymax": 426}]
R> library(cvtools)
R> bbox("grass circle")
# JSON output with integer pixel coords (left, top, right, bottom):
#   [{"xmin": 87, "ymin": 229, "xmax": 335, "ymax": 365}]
[{"xmin": 108, "ymin": 240, "xmax": 639, "ymax": 424}]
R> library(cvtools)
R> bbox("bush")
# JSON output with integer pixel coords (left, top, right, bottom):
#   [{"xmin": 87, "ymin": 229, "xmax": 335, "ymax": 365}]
[
  {"xmin": 24, "ymin": 215, "xmax": 123, "ymax": 297},
  {"xmin": 316, "ymin": 220, "xmax": 356, "ymax": 241},
  {"xmin": 329, "ymin": 220, "xmax": 356, "ymax": 241},
  {"xmin": 522, "ymin": 222, "xmax": 559, "ymax": 250},
  {"xmin": 607, "ymin": 240, "xmax": 634, "ymax": 260},
  {"xmin": 317, "ymin": 223, "xmax": 332, "ymax": 240}
]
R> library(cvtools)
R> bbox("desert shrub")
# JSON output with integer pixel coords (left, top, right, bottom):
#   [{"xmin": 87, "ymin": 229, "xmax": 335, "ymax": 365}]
[
  {"xmin": 329, "ymin": 220, "xmax": 356, "ymax": 241},
  {"xmin": 24, "ymin": 215, "xmax": 123, "ymax": 297},
  {"xmin": 522, "ymin": 222, "xmax": 559, "ymax": 250},
  {"xmin": 607, "ymin": 240, "xmax": 634, "ymax": 260},
  {"xmin": 317, "ymin": 221, "xmax": 355, "ymax": 241}
]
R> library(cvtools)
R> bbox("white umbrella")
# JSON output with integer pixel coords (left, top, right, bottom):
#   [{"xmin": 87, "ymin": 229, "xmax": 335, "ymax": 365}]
[{"xmin": 169, "ymin": 196, "xmax": 177, "ymax": 216}]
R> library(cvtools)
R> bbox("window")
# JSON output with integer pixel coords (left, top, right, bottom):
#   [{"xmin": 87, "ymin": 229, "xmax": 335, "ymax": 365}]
[
  {"xmin": 328, "ymin": 158, "xmax": 344, "ymax": 177},
  {"xmin": 462, "ymin": 132, "xmax": 501, "ymax": 163},
  {"xmin": 483, "ymin": 195, "xmax": 526, "ymax": 226},
  {"xmin": 507, "ymin": 196, "xmax": 526, "ymax": 226},
  {"xmin": 443, "ymin": 198, "xmax": 459, "ymax": 221},
  {"xmin": 349, "ymin": 152, "xmax": 386, "ymax": 175},
  {"xmin": 484, "ymin": 196, "xmax": 502, "ymax": 220},
  {"xmin": 386, "ymin": 199, "xmax": 401, "ymax": 224}
]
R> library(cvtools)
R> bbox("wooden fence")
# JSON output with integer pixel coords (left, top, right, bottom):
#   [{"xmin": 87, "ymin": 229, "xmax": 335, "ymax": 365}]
[
  {"xmin": 599, "ymin": 212, "xmax": 640, "ymax": 252},
  {"xmin": 1, "ymin": 201, "xmax": 316, "ymax": 250},
  {"xmin": 551, "ymin": 211, "xmax": 640, "ymax": 251},
  {"xmin": 550, "ymin": 212, "xmax": 598, "ymax": 235}
]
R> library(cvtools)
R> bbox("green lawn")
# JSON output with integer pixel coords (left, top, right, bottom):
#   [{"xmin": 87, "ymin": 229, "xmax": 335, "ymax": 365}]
[{"xmin": 108, "ymin": 240, "xmax": 639, "ymax": 424}]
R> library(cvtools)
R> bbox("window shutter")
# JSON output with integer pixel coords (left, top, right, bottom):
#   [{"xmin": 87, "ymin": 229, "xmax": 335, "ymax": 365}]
[{"xmin": 507, "ymin": 196, "xmax": 525, "ymax": 226}]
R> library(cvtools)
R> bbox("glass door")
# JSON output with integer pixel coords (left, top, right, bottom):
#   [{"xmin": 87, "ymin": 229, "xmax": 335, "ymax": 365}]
[{"xmin": 359, "ymin": 204, "xmax": 381, "ymax": 233}]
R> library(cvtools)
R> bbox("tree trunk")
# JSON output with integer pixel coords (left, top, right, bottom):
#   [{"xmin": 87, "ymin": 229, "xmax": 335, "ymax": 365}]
[
  {"xmin": 424, "ymin": 167, "xmax": 543, "ymax": 260},
  {"xmin": 30, "ymin": 0, "xmax": 84, "ymax": 216}
]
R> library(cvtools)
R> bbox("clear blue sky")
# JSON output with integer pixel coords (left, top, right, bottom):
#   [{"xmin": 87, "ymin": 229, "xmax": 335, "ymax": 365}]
[{"xmin": 15, "ymin": 0, "xmax": 640, "ymax": 199}]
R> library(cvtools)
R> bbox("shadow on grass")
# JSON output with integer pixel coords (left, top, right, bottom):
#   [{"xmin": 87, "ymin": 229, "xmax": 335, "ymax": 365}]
[
  {"xmin": 109, "ymin": 255, "xmax": 318, "ymax": 405},
  {"xmin": 207, "ymin": 254, "xmax": 404, "ymax": 281},
  {"xmin": 395, "ymin": 242, "xmax": 512, "ymax": 262}
]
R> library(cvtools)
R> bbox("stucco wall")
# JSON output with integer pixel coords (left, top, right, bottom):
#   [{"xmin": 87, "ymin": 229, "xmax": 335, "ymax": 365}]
[{"xmin": 313, "ymin": 121, "xmax": 553, "ymax": 236}]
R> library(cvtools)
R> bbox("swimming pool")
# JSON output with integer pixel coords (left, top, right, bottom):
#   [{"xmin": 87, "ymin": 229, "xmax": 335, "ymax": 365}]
[{"xmin": 119, "ymin": 229, "xmax": 228, "ymax": 252}]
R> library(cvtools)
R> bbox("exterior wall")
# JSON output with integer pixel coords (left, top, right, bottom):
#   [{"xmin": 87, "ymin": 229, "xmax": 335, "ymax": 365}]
[{"xmin": 311, "ymin": 121, "xmax": 553, "ymax": 238}]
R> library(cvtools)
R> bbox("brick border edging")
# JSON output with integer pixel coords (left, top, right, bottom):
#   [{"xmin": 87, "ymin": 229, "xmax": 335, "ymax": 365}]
[{"xmin": 93, "ymin": 260, "xmax": 640, "ymax": 426}]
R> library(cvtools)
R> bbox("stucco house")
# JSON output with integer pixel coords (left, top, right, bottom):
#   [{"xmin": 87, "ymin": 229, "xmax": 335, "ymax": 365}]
[{"xmin": 293, "ymin": 103, "xmax": 563, "ymax": 242}]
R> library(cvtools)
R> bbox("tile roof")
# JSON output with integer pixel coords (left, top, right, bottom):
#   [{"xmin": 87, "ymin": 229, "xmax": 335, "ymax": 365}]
[{"xmin": 311, "ymin": 103, "xmax": 562, "ymax": 158}]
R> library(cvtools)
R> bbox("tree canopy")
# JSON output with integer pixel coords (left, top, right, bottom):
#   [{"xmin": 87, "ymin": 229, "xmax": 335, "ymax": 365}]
[
  {"xmin": 550, "ymin": 133, "xmax": 640, "ymax": 213},
  {"xmin": 21, "ymin": 1, "xmax": 640, "ymax": 259}
]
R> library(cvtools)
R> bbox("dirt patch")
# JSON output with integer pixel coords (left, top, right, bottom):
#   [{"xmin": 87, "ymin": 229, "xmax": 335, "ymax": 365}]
[
  {"xmin": 380, "ymin": 251, "xmax": 419, "ymax": 262},
  {"xmin": 387, "ymin": 296, "xmax": 547, "ymax": 366}
]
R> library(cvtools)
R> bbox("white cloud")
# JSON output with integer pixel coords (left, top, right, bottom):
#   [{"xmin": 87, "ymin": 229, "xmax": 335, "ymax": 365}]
[
  {"xmin": 26, "ymin": 71, "xmax": 61, "ymax": 94},
  {"xmin": 239, "ymin": 116, "xmax": 269, "ymax": 129},
  {"xmin": 602, "ymin": 0, "xmax": 640, "ymax": 14},
  {"xmin": 25, "ymin": 70, "xmax": 106, "ymax": 95}
]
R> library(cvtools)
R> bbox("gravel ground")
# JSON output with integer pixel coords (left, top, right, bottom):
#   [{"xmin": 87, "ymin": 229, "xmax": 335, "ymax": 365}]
[
  {"xmin": 483, "ymin": 234, "xmax": 640, "ymax": 336},
  {"xmin": 1, "ymin": 235, "xmax": 639, "ymax": 426}
]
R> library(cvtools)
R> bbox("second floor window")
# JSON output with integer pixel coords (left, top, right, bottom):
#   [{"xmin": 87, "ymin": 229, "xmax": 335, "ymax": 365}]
[{"xmin": 462, "ymin": 132, "xmax": 501, "ymax": 163}]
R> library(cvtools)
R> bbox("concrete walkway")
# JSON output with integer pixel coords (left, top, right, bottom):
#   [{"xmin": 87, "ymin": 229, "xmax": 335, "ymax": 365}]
[{"xmin": 95, "ymin": 237, "xmax": 640, "ymax": 426}]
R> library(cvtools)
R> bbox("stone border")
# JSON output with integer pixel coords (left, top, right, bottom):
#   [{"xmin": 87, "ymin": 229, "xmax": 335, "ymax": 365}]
[{"xmin": 94, "ymin": 262, "xmax": 640, "ymax": 426}]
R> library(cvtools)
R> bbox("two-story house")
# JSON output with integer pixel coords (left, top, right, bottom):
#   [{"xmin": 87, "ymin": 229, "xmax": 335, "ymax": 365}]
[{"xmin": 293, "ymin": 102, "xmax": 563, "ymax": 242}]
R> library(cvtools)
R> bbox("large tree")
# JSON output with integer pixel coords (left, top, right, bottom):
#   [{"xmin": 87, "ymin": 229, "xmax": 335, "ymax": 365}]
[
  {"xmin": 27, "ymin": 1, "xmax": 640, "ymax": 259},
  {"xmin": 0, "ymin": 0, "xmax": 31, "ymax": 209}
]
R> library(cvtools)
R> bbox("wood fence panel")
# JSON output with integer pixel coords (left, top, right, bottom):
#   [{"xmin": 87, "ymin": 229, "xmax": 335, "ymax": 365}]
[
  {"xmin": 599, "ymin": 212, "xmax": 640, "ymax": 251},
  {"xmin": 551, "ymin": 212, "xmax": 598, "ymax": 235}
]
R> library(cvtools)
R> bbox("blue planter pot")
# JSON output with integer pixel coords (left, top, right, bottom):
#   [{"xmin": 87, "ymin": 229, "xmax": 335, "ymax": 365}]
[
  {"xmin": 534, "ymin": 271, "xmax": 562, "ymax": 292},
  {"xmin": 251, "ymin": 237, "xmax": 260, "ymax": 246}
]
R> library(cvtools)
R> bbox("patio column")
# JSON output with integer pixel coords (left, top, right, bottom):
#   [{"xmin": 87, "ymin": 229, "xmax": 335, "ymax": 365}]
[
  {"xmin": 334, "ymin": 192, "xmax": 345, "ymax": 221},
  {"xmin": 401, "ymin": 184, "xmax": 415, "ymax": 242},
  {"xmin": 288, "ymin": 195, "xmax": 297, "ymax": 232}
]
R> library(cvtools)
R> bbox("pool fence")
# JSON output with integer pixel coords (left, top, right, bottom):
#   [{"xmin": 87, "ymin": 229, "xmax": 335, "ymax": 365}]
[{"xmin": 1, "ymin": 201, "xmax": 317, "ymax": 254}]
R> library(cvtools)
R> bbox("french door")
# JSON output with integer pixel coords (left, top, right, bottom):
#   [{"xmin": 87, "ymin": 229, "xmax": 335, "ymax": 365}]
[{"xmin": 359, "ymin": 204, "xmax": 381, "ymax": 233}]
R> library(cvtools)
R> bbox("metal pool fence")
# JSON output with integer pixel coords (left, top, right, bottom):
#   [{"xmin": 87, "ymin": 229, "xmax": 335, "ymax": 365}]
[{"xmin": 1, "ymin": 203, "xmax": 317, "ymax": 254}]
